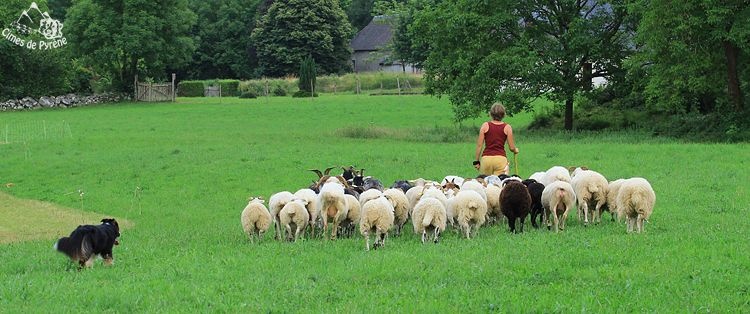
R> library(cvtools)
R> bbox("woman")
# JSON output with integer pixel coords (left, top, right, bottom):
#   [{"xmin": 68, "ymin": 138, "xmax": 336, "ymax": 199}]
[{"xmin": 474, "ymin": 103, "xmax": 518, "ymax": 175}]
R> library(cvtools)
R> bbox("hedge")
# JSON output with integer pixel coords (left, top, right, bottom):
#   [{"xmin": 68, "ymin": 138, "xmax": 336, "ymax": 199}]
[{"xmin": 177, "ymin": 81, "xmax": 205, "ymax": 97}]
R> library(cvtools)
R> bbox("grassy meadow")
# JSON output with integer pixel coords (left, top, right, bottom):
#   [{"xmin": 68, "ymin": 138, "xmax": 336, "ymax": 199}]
[{"xmin": 0, "ymin": 95, "xmax": 749, "ymax": 312}]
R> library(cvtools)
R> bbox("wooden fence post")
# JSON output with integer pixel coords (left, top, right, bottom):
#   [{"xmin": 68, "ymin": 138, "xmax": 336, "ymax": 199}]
[
  {"xmin": 397, "ymin": 77, "xmax": 401, "ymax": 95},
  {"xmin": 172, "ymin": 73, "xmax": 176, "ymax": 102},
  {"xmin": 134, "ymin": 75, "xmax": 138, "ymax": 101}
]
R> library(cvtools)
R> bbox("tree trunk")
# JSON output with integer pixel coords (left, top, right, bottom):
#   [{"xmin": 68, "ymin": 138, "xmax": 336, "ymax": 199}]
[
  {"xmin": 723, "ymin": 40, "xmax": 743, "ymax": 111},
  {"xmin": 564, "ymin": 94, "xmax": 574, "ymax": 130},
  {"xmin": 582, "ymin": 62, "xmax": 592, "ymax": 91}
]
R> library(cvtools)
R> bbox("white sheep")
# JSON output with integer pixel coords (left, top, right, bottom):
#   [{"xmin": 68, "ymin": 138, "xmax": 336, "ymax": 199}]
[
  {"xmin": 294, "ymin": 188, "xmax": 320, "ymax": 237},
  {"xmin": 485, "ymin": 183, "xmax": 503, "ymax": 224},
  {"xmin": 616, "ymin": 178, "xmax": 656, "ymax": 233},
  {"xmin": 606, "ymin": 179, "xmax": 626, "ymax": 222},
  {"xmin": 529, "ymin": 171, "xmax": 546, "ymax": 182},
  {"xmin": 411, "ymin": 197, "xmax": 447, "ymax": 244},
  {"xmin": 460, "ymin": 179, "xmax": 487, "ymax": 201},
  {"xmin": 359, "ymin": 195, "xmax": 395, "ymax": 251},
  {"xmin": 338, "ymin": 194, "xmax": 361, "ymax": 237},
  {"xmin": 383, "ymin": 188, "xmax": 410, "ymax": 236},
  {"xmin": 279, "ymin": 198, "xmax": 310, "ymax": 242},
  {"xmin": 541, "ymin": 166, "xmax": 571, "ymax": 186},
  {"xmin": 240, "ymin": 197, "xmax": 272, "ymax": 243},
  {"xmin": 570, "ymin": 168, "xmax": 609, "ymax": 225},
  {"xmin": 269, "ymin": 191, "xmax": 295, "ymax": 240},
  {"xmin": 449, "ymin": 189, "xmax": 488, "ymax": 239},
  {"xmin": 317, "ymin": 177, "xmax": 349, "ymax": 240},
  {"xmin": 541, "ymin": 180, "xmax": 576, "ymax": 232},
  {"xmin": 359, "ymin": 189, "xmax": 384, "ymax": 208}
]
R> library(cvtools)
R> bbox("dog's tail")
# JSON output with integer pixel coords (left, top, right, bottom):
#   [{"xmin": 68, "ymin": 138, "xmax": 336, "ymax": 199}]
[{"xmin": 55, "ymin": 227, "xmax": 94, "ymax": 260}]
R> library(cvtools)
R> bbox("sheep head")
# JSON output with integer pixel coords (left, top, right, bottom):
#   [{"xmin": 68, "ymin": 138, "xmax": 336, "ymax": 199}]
[
  {"xmin": 341, "ymin": 165, "xmax": 357, "ymax": 181},
  {"xmin": 441, "ymin": 178, "xmax": 461, "ymax": 193},
  {"xmin": 247, "ymin": 196, "xmax": 265, "ymax": 204}
]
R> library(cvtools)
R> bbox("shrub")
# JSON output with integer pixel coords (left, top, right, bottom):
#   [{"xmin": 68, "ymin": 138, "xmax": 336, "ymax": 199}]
[
  {"xmin": 292, "ymin": 90, "xmax": 318, "ymax": 98},
  {"xmin": 218, "ymin": 80, "xmax": 240, "ymax": 96},
  {"xmin": 178, "ymin": 81, "xmax": 205, "ymax": 97},
  {"xmin": 239, "ymin": 91, "xmax": 257, "ymax": 99},
  {"xmin": 272, "ymin": 85, "xmax": 287, "ymax": 96},
  {"xmin": 298, "ymin": 56, "xmax": 317, "ymax": 93}
]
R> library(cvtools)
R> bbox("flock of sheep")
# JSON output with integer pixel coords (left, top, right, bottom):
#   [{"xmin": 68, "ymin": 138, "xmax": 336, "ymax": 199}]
[{"xmin": 241, "ymin": 166, "xmax": 656, "ymax": 251}]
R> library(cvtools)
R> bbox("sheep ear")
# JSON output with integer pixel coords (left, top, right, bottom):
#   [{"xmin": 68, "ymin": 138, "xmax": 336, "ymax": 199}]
[{"xmin": 581, "ymin": 166, "xmax": 589, "ymax": 170}]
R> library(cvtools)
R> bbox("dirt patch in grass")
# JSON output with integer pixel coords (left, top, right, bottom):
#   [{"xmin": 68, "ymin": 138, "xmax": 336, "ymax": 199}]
[
  {"xmin": 335, "ymin": 125, "xmax": 478, "ymax": 143},
  {"xmin": 0, "ymin": 192, "xmax": 133, "ymax": 244}
]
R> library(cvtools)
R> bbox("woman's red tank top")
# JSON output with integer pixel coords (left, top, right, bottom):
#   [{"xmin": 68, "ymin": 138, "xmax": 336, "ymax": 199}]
[{"xmin": 482, "ymin": 122, "xmax": 507, "ymax": 157}]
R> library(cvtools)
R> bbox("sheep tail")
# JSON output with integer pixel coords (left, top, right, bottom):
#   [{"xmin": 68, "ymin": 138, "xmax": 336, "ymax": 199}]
[
  {"xmin": 588, "ymin": 185, "xmax": 599, "ymax": 194},
  {"xmin": 630, "ymin": 189, "xmax": 646, "ymax": 214},
  {"xmin": 468, "ymin": 200, "xmax": 480, "ymax": 212},
  {"xmin": 422, "ymin": 208, "xmax": 434, "ymax": 227}
]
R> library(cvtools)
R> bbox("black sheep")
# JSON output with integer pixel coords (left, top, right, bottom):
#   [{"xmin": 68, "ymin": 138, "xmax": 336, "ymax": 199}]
[
  {"xmin": 522, "ymin": 179, "xmax": 545, "ymax": 228},
  {"xmin": 499, "ymin": 180, "xmax": 532, "ymax": 233},
  {"xmin": 390, "ymin": 180, "xmax": 413, "ymax": 193}
]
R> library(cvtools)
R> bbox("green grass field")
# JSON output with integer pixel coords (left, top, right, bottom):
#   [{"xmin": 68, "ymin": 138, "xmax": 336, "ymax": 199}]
[{"xmin": 1, "ymin": 95, "xmax": 748, "ymax": 312}]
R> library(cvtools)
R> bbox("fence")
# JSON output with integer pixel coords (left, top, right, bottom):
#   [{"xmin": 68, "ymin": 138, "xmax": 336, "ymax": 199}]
[
  {"xmin": 205, "ymin": 85, "xmax": 221, "ymax": 97},
  {"xmin": 1, "ymin": 120, "xmax": 73, "ymax": 144},
  {"xmin": 134, "ymin": 74, "xmax": 176, "ymax": 102}
]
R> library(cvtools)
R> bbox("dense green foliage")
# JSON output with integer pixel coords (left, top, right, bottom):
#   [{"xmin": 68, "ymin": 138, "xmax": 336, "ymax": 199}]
[
  {"xmin": 413, "ymin": 0, "xmax": 633, "ymax": 128},
  {"xmin": 251, "ymin": 0, "xmax": 353, "ymax": 76},
  {"xmin": 346, "ymin": 0, "xmax": 374, "ymax": 31},
  {"xmin": 630, "ymin": 0, "xmax": 749, "ymax": 118},
  {"xmin": 65, "ymin": 0, "xmax": 196, "ymax": 92},
  {"xmin": 216, "ymin": 79, "xmax": 241, "ymax": 97},
  {"xmin": 1, "ymin": 96, "xmax": 749, "ymax": 311},
  {"xmin": 177, "ymin": 80, "xmax": 206, "ymax": 97},
  {"xmin": 187, "ymin": 0, "xmax": 260, "ymax": 79},
  {"xmin": 298, "ymin": 55, "xmax": 317, "ymax": 93}
]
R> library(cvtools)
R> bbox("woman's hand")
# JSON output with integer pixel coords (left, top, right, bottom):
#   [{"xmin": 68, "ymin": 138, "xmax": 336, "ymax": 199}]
[{"xmin": 511, "ymin": 147, "xmax": 519, "ymax": 154}]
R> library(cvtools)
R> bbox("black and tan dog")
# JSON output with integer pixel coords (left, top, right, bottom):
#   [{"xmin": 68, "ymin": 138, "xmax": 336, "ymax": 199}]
[{"xmin": 54, "ymin": 218, "xmax": 120, "ymax": 268}]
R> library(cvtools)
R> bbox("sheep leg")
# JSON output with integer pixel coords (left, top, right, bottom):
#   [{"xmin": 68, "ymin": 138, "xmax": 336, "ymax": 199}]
[
  {"xmin": 379, "ymin": 231, "xmax": 387, "ymax": 248},
  {"xmin": 637, "ymin": 215, "xmax": 644, "ymax": 233},
  {"xmin": 626, "ymin": 217, "xmax": 634, "ymax": 233},
  {"xmin": 595, "ymin": 199, "xmax": 606, "ymax": 224},
  {"xmin": 561, "ymin": 205, "xmax": 571, "ymax": 231},
  {"xmin": 421, "ymin": 230, "xmax": 426, "ymax": 244},
  {"xmin": 364, "ymin": 231, "xmax": 370, "ymax": 251},
  {"xmin": 460, "ymin": 221, "xmax": 471, "ymax": 239},
  {"xmin": 433, "ymin": 228, "xmax": 440, "ymax": 243},
  {"xmin": 508, "ymin": 216, "xmax": 515, "ymax": 233},
  {"xmin": 274, "ymin": 218, "xmax": 281, "ymax": 241},
  {"xmin": 472, "ymin": 223, "xmax": 480, "ymax": 239},
  {"xmin": 331, "ymin": 219, "xmax": 340, "ymax": 240},
  {"xmin": 580, "ymin": 200, "xmax": 590, "ymax": 226},
  {"xmin": 519, "ymin": 216, "xmax": 526, "ymax": 233}
]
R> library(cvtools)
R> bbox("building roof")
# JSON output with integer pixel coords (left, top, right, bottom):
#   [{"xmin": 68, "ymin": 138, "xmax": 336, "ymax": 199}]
[{"xmin": 350, "ymin": 17, "xmax": 393, "ymax": 52}]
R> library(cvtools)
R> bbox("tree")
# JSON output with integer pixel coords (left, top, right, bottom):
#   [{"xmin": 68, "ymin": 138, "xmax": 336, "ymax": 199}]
[
  {"xmin": 413, "ymin": 0, "xmax": 633, "ymax": 128},
  {"xmin": 632, "ymin": 0, "xmax": 749, "ymax": 114},
  {"xmin": 252, "ymin": 0, "xmax": 353, "ymax": 77},
  {"xmin": 347, "ymin": 0, "xmax": 374, "ymax": 31},
  {"xmin": 65, "ymin": 0, "xmax": 196, "ymax": 92},
  {"xmin": 298, "ymin": 55, "xmax": 317, "ymax": 93},
  {"xmin": 187, "ymin": 0, "xmax": 260, "ymax": 79}
]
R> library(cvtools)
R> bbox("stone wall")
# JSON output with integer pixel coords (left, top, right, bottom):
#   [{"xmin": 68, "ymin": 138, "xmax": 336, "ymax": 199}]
[{"xmin": 0, "ymin": 93, "xmax": 130, "ymax": 111}]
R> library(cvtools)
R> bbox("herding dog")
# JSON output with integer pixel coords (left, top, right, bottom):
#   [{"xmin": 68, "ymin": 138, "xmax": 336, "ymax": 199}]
[{"xmin": 54, "ymin": 218, "xmax": 120, "ymax": 268}]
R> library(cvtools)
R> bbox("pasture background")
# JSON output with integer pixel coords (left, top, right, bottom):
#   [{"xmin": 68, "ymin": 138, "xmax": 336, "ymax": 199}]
[{"xmin": 0, "ymin": 95, "xmax": 748, "ymax": 312}]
